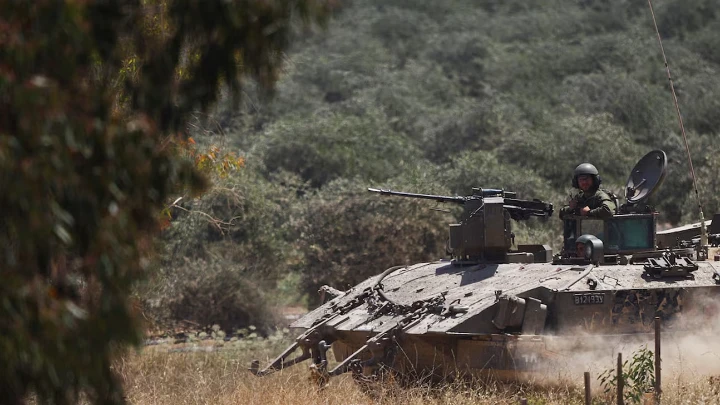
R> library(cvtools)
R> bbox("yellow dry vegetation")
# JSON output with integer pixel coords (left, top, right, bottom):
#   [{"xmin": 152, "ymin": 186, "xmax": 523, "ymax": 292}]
[{"xmin": 117, "ymin": 342, "xmax": 720, "ymax": 405}]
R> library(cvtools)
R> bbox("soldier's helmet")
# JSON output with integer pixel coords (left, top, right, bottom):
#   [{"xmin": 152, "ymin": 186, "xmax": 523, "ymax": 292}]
[{"xmin": 572, "ymin": 163, "xmax": 601, "ymax": 188}]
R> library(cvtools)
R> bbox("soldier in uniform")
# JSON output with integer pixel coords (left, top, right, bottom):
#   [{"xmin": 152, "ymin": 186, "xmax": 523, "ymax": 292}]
[{"xmin": 559, "ymin": 163, "xmax": 616, "ymax": 220}]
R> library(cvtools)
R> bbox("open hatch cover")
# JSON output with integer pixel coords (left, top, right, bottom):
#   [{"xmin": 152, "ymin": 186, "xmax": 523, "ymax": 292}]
[{"xmin": 625, "ymin": 150, "xmax": 667, "ymax": 206}]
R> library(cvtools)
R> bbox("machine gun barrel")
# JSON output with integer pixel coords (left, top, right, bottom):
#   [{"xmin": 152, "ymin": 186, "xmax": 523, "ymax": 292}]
[
  {"xmin": 368, "ymin": 188, "xmax": 553, "ymax": 219},
  {"xmin": 368, "ymin": 188, "xmax": 466, "ymax": 204}
]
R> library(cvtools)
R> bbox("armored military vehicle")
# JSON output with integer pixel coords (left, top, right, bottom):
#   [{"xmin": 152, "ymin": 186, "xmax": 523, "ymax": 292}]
[{"xmin": 250, "ymin": 150, "xmax": 720, "ymax": 383}]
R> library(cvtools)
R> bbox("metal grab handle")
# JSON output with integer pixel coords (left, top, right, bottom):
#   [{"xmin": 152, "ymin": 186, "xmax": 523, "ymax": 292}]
[
  {"xmin": 328, "ymin": 344, "xmax": 369, "ymax": 376},
  {"xmin": 250, "ymin": 342, "xmax": 311, "ymax": 376}
]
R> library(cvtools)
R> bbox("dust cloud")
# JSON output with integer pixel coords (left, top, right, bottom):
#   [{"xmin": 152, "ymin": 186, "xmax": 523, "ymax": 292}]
[{"xmin": 536, "ymin": 293, "xmax": 720, "ymax": 385}]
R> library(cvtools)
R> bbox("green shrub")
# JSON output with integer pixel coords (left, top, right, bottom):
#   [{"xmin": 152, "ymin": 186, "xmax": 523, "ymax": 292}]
[
  {"xmin": 500, "ymin": 113, "xmax": 643, "ymax": 190},
  {"xmin": 146, "ymin": 169, "xmax": 301, "ymax": 332},
  {"xmin": 560, "ymin": 73, "xmax": 674, "ymax": 139},
  {"xmin": 656, "ymin": 0, "xmax": 719, "ymax": 40},
  {"xmin": 149, "ymin": 259, "xmax": 280, "ymax": 334},
  {"xmin": 368, "ymin": 0, "xmax": 463, "ymax": 19},
  {"xmin": 677, "ymin": 73, "xmax": 720, "ymax": 135},
  {"xmin": 257, "ymin": 110, "xmax": 420, "ymax": 188},
  {"xmin": 599, "ymin": 347, "xmax": 655, "ymax": 404},
  {"xmin": 163, "ymin": 169, "xmax": 294, "ymax": 266},
  {"xmin": 442, "ymin": 150, "xmax": 562, "ymax": 204},
  {"xmin": 371, "ymin": 7, "xmax": 437, "ymax": 65},
  {"xmin": 427, "ymin": 32, "xmax": 488, "ymax": 95},
  {"xmin": 295, "ymin": 179, "xmax": 448, "ymax": 306},
  {"xmin": 410, "ymin": 101, "xmax": 505, "ymax": 162},
  {"xmin": 369, "ymin": 61, "xmax": 464, "ymax": 138},
  {"xmin": 688, "ymin": 21, "xmax": 720, "ymax": 65}
]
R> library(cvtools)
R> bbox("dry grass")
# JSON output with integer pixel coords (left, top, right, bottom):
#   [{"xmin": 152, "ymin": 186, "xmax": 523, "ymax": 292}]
[{"xmin": 117, "ymin": 338, "xmax": 720, "ymax": 405}]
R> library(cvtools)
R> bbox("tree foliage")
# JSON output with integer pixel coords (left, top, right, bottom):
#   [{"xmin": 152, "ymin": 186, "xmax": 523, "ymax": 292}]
[
  {"xmin": 294, "ymin": 180, "xmax": 448, "ymax": 306},
  {"xmin": 257, "ymin": 108, "xmax": 421, "ymax": 187},
  {"xmin": 0, "ymin": 0, "xmax": 330, "ymax": 403}
]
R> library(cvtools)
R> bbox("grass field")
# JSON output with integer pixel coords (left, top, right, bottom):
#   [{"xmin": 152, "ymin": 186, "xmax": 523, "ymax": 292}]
[{"xmin": 118, "ymin": 335, "xmax": 720, "ymax": 405}]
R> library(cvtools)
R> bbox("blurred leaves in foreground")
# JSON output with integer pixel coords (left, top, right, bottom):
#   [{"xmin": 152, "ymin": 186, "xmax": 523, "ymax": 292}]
[{"xmin": 0, "ymin": 0, "xmax": 330, "ymax": 403}]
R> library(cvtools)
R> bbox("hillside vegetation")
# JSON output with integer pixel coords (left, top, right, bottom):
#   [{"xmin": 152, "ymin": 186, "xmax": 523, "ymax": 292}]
[{"xmin": 147, "ymin": 0, "xmax": 720, "ymax": 331}]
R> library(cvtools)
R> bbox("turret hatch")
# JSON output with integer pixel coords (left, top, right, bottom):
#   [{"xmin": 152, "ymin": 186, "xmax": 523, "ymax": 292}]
[{"xmin": 624, "ymin": 150, "xmax": 667, "ymax": 211}]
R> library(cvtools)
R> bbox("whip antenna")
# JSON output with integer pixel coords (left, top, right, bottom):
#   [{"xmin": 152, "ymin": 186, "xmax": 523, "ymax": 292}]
[{"xmin": 646, "ymin": 0, "xmax": 708, "ymax": 253}]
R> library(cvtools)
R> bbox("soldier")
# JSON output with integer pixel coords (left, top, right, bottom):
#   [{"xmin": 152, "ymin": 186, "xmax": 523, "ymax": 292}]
[{"xmin": 559, "ymin": 163, "xmax": 616, "ymax": 220}]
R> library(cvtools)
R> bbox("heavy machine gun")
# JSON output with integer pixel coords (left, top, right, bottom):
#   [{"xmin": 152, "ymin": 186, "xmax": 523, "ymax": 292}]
[
  {"xmin": 368, "ymin": 187, "xmax": 553, "ymax": 264},
  {"xmin": 367, "ymin": 188, "xmax": 553, "ymax": 220}
]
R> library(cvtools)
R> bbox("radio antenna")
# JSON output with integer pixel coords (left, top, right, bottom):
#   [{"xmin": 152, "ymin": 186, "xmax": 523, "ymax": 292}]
[{"xmin": 646, "ymin": 0, "xmax": 708, "ymax": 254}]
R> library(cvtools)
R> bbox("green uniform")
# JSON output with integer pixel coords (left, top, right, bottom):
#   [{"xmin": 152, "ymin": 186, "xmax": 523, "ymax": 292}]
[{"xmin": 559, "ymin": 189, "xmax": 616, "ymax": 219}]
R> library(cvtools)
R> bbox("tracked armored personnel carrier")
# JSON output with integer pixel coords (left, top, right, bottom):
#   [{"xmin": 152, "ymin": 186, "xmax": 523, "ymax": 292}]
[{"xmin": 251, "ymin": 150, "xmax": 720, "ymax": 383}]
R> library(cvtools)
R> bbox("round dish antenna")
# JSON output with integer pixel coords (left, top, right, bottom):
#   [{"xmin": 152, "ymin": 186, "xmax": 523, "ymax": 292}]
[{"xmin": 625, "ymin": 150, "xmax": 667, "ymax": 205}]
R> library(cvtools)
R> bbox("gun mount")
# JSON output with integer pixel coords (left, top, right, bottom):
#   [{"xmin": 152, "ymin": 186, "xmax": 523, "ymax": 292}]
[{"xmin": 368, "ymin": 188, "xmax": 554, "ymax": 264}]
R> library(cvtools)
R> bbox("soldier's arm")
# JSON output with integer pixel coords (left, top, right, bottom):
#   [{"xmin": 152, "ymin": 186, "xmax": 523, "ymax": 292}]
[
  {"xmin": 588, "ymin": 192, "xmax": 616, "ymax": 219},
  {"xmin": 559, "ymin": 195, "xmax": 580, "ymax": 219}
]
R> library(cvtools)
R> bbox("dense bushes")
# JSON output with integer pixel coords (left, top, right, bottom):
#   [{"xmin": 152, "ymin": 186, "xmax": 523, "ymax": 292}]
[
  {"xmin": 146, "ymin": 170, "xmax": 298, "ymax": 333},
  {"xmin": 500, "ymin": 114, "xmax": 643, "ymax": 191},
  {"xmin": 150, "ymin": 259, "xmax": 280, "ymax": 333},
  {"xmin": 656, "ymin": 0, "xmax": 719, "ymax": 39},
  {"xmin": 257, "ymin": 110, "xmax": 420, "ymax": 187},
  {"xmin": 688, "ymin": 22, "xmax": 720, "ymax": 65},
  {"xmin": 294, "ymin": 180, "xmax": 448, "ymax": 306},
  {"xmin": 441, "ymin": 150, "xmax": 561, "ymax": 203}
]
